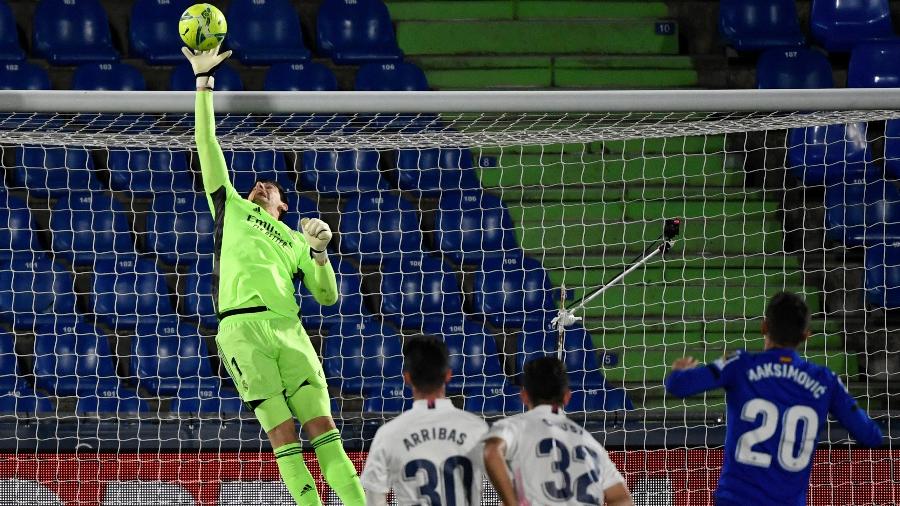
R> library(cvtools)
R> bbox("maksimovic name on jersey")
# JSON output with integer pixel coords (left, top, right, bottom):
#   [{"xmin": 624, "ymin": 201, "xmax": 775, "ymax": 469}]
[
  {"xmin": 746, "ymin": 362, "xmax": 828, "ymax": 399},
  {"xmin": 403, "ymin": 426, "xmax": 469, "ymax": 451}
]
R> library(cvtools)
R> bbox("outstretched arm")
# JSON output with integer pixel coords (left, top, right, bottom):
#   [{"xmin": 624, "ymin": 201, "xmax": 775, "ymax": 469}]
[
  {"xmin": 297, "ymin": 218, "xmax": 338, "ymax": 306},
  {"xmin": 665, "ymin": 352, "xmax": 742, "ymax": 398},
  {"xmin": 830, "ymin": 374, "xmax": 883, "ymax": 447},
  {"xmin": 483, "ymin": 438, "xmax": 518, "ymax": 506}
]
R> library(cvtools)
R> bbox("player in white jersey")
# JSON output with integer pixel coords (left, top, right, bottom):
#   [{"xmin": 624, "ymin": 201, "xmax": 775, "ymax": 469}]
[
  {"xmin": 361, "ymin": 336, "xmax": 489, "ymax": 505},
  {"xmin": 480, "ymin": 357, "xmax": 633, "ymax": 506}
]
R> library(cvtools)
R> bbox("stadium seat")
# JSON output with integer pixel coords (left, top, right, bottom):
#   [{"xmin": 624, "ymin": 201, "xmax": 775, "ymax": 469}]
[
  {"xmin": 33, "ymin": 319, "xmax": 121, "ymax": 396},
  {"xmin": 49, "ymin": 192, "xmax": 135, "ymax": 265},
  {"xmin": 131, "ymin": 318, "xmax": 218, "ymax": 396},
  {"xmin": 756, "ymin": 48, "xmax": 834, "ymax": 89},
  {"xmin": 106, "ymin": 149, "xmax": 193, "ymax": 195},
  {"xmin": 71, "ymin": 62, "xmax": 146, "ymax": 91},
  {"xmin": 227, "ymin": 0, "xmax": 311, "ymax": 64},
  {"xmin": 145, "ymin": 193, "xmax": 214, "ymax": 264},
  {"xmin": 0, "ymin": 1, "xmax": 23, "ymax": 61},
  {"xmin": 362, "ymin": 385, "xmax": 412, "ymax": 413},
  {"xmin": 0, "ymin": 62, "xmax": 51, "ymax": 90},
  {"xmin": 379, "ymin": 255, "xmax": 465, "ymax": 329},
  {"xmin": 462, "ymin": 384, "xmax": 524, "ymax": 414},
  {"xmin": 355, "ymin": 62, "xmax": 428, "ymax": 91},
  {"xmin": 0, "ymin": 331, "xmax": 18, "ymax": 392},
  {"xmin": 848, "ymin": 40, "xmax": 900, "ymax": 88},
  {"xmin": 567, "ymin": 389, "xmax": 633, "ymax": 412},
  {"xmin": 885, "ymin": 120, "xmax": 900, "ymax": 179},
  {"xmin": 392, "ymin": 148, "xmax": 481, "ymax": 196},
  {"xmin": 811, "ymin": 0, "xmax": 894, "ymax": 53},
  {"xmin": 824, "ymin": 180, "xmax": 869, "ymax": 245},
  {"xmin": 223, "ymin": 150, "xmax": 293, "ymax": 198},
  {"xmin": 264, "ymin": 62, "xmax": 338, "ymax": 91},
  {"xmin": 90, "ymin": 255, "xmax": 176, "ymax": 331},
  {"xmin": 0, "ymin": 330, "xmax": 54, "ymax": 414},
  {"xmin": 280, "ymin": 195, "xmax": 320, "ymax": 233},
  {"xmin": 339, "ymin": 192, "xmax": 423, "ymax": 263},
  {"xmin": 322, "ymin": 318, "xmax": 404, "ymax": 394},
  {"xmin": 865, "ymin": 241, "xmax": 900, "ymax": 307},
  {"xmin": 0, "ymin": 253, "xmax": 77, "ymax": 331},
  {"xmin": 32, "ymin": 0, "xmax": 118, "ymax": 64},
  {"xmin": 0, "ymin": 388, "xmax": 54, "ymax": 414},
  {"xmin": 11, "ymin": 146, "xmax": 101, "ymax": 196},
  {"xmin": 170, "ymin": 62, "xmax": 244, "ymax": 91},
  {"xmin": 75, "ymin": 393, "xmax": 148, "ymax": 415},
  {"xmin": 863, "ymin": 180, "xmax": 900, "ymax": 244},
  {"xmin": 719, "ymin": 0, "xmax": 805, "ymax": 51},
  {"xmin": 169, "ymin": 386, "xmax": 244, "ymax": 415},
  {"xmin": 316, "ymin": 0, "xmax": 402, "ymax": 64},
  {"xmin": 297, "ymin": 149, "xmax": 387, "ymax": 196},
  {"xmin": 472, "ymin": 252, "xmax": 556, "ymax": 329},
  {"xmin": 183, "ymin": 257, "xmax": 217, "ymax": 329},
  {"xmin": 129, "ymin": 0, "xmax": 192, "ymax": 63},
  {"xmin": 433, "ymin": 190, "xmax": 518, "ymax": 264},
  {"xmin": 299, "ymin": 258, "xmax": 369, "ymax": 325},
  {"xmin": 440, "ymin": 326, "xmax": 506, "ymax": 393},
  {"xmin": 0, "ymin": 192, "xmax": 40, "ymax": 260},
  {"xmin": 787, "ymin": 122, "xmax": 872, "ymax": 186}
]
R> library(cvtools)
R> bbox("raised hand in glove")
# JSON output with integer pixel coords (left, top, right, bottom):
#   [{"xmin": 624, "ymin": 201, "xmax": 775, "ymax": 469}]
[
  {"xmin": 300, "ymin": 218, "xmax": 333, "ymax": 262},
  {"xmin": 181, "ymin": 44, "xmax": 232, "ymax": 90}
]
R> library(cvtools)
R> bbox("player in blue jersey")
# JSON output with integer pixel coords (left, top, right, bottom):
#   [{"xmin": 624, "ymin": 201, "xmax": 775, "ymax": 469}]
[{"xmin": 665, "ymin": 291, "xmax": 882, "ymax": 506}]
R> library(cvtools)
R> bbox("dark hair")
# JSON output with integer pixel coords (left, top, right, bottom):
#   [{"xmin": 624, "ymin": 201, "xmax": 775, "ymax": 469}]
[
  {"xmin": 249, "ymin": 179, "xmax": 288, "ymax": 220},
  {"xmin": 765, "ymin": 291, "xmax": 810, "ymax": 348},
  {"xmin": 523, "ymin": 356, "xmax": 569, "ymax": 406},
  {"xmin": 402, "ymin": 336, "xmax": 450, "ymax": 393}
]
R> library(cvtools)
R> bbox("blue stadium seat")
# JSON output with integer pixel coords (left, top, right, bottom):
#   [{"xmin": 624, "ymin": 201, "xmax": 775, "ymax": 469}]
[
  {"xmin": 107, "ymin": 149, "xmax": 193, "ymax": 194},
  {"xmin": 362, "ymin": 385, "xmax": 412, "ymax": 413},
  {"xmin": 170, "ymin": 62, "xmax": 244, "ymax": 91},
  {"xmin": 0, "ymin": 331, "xmax": 54, "ymax": 414},
  {"xmin": 71, "ymin": 62, "xmax": 146, "ymax": 91},
  {"xmin": 462, "ymin": 384, "xmax": 524, "ymax": 414},
  {"xmin": 169, "ymin": 386, "xmax": 244, "ymax": 415},
  {"xmin": 11, "ymin": 146, "xmax": 101, "ymax": 196},
  {"xmin": 131, "ymin": 318, "xmax": 218, "ymax": 396},
  {"xmin": 90, "ymin": 255, "xmax": 176, "ymax": 330},
  {"xmin": 863, "ymin": 180, "xmax": 900, "ymax": 244},
  {"xmin": 0, "ymin": 62, "xmax": 51, "ymax": 90},
  {"xmin": 848, "ymin": 40, "xmax": 900, "ymax": 88},
  {"xmin": 145, "ymin": 193, "xmax": 214, "ymax": 264},
  {"xmin": 299, "ymin": 258, "xmax": 369, "ymax": 325},
  {"xmin": 50, "ymin": 192, "xmax": 135, "ymax": 265},
  {"xmin": 0, "ymin": 389, "xmax": 54, "ymax": 414},
  {"xmin": 33, "ymin": 319, "xmax": 121, "ymax": 396},
  {"xmin": 183, "ymin": 257, "xmax": 217, "ymax": 329},
  {"xmin": 0, "ymin": 1, "xmax": 23, "ymax": 61},
  {"xmin": 0, "ymin": 253, "xmax": 77, "ymax": 331},
  {"xmin": 787, "ymin": 123, "xmax": 872, "ymax": 186},
  {"xmin": 264, "ymin": 62, "xmax": 338, "ymax": 91},
  {"xmin": 440, "ymin": 327, "xmax": 506, "ymax": 393},
  {"xmin": 322, "ymin": 318, "xmax": 404, "ymax": 395},
  {"xmin": 0, "ymin": 192, "xmax": 40, "ymax": 260},
  {"xmin": 75, "ymin": 393, "xmax": 148, "ymax": 415},
  {"xmin": 227, "ymin": 0, "xmax": 311, "ymax": 64},
  {"xmin": 281, "ymin": 195, "xmax": 320, "ymax": 233},
  {"xmin": 339, "ymin": 192, "xmax": 422, "ymax": 263},
  {"xmin": 885, "ymin": 120, "xmax": 900, "ymax": 179},
  {"xmin": 756, "ymin": 48, "xmax": 834, "ymax": 89},
  {"xmin": 129, "ymin": 0, "xmax": 192, "ymax": 63},
  {"xmin": 32, "ymin": 0, "xmax": 118, "ymax": 64},
  {"xmin": 223, "ymin": 150, "xmax": 293, "ymax": 198},
  {"xmin": 0, "ymin": 331, "xmax": 18, "ymax": 392},
  {"xmin": 472, "ymin": 253, "xmax": 556, "ymax": 329},
  {"xmin": 433, "ymin": 190, "xmax": 518, "ymax": 264},
  {"xmin": 316, "ymin": 0, "xmax": 402, "ymax": 64},
  {"xmin": 392, "ymin": 148, "xmax": 481, "ymax": 196},
  {"xmin": 865, "ymin": 242, "xmax": 900, "ymax": 307},
  {"xmin": 824, "ymin": 180, "xmax": 869, "ymax": 245},
  {"xmin": 567, "ymin": 389, "xmax": 633, "ymax": 412},
  {"xmin": 379, "ymin": 255, "xmax": 464, "ymax": 329},
  {"xmin": 811, "ymin": 0, "xmax": 894, "ymax": 53},
  {"xmin": 355, "ymin": 62, "xmax": 428, "ymax": 91},
  {"xmin": 297, "ymin": 149, "xmax": 387, "ymax": 196},
  {"xmin": 518, "ymin": 329, "xmax": 617, "ymax": 400},
  {"xmin": 719, "ymin": 0, "xmax": 804, "ymax": 51}
]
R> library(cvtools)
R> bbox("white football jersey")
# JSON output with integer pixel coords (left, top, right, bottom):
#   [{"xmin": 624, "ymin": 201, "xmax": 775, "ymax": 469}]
[
  {"xmin": 479, "ymin": 405, "xmax": 624, "ymax": 505},
  {"xmin": 361, "ymin": 398, "xmax": 489, "ymax": 505}
]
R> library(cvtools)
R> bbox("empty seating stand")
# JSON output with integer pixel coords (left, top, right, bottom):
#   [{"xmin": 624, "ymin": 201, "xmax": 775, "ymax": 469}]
[
  {"xmin": 106, "ymin": 148, "xmax": 193, "ymax": 195},
  {"xmin": 145, "ymin": 193, "xmax": 214, "ymax": 264},
  {"xmin": 227, "ymin": 0, "xmax": 311, "ymax": 64},
  {"xmin": 0, "ymin": 62, "xmax": 50, "ymax": 90},
  {"xmin": 0, "ymin": 252, "xmax": 77, "ymax": 331},
  {"xmin": 811, "ymin": 0, "xmax": 895, "ymax": 53},
  {"xmin": 339, "ymin": 192, "xmax": 423, "ymax": 263},
  {"xmin": 49, "ymin": 192, "xmax": 135, "ymax": 265},
  {"xmin": 322, "ymin": 318, "xmax": 405, "ymax": 395},
  {"xmin": 317, "ymin": 0, "xmax": 402, "ymax": 64},
  {"xmin": 32, "ymin": 0, "xmax": 118, "ymax": 64},
  {"xmin": 71, "ymin": 63, "xmax": 146, "ymax": 91},
  {"xmin": 129, "ymin": 0, "xmax": 192, "ymax": 63},
  {"xmin": 298, "ymin": 149, "xmax": 387, "ymax": 195},
  {"xmin": 433, "ymin": 190, "xmax": 518, "ymax": 265},
  {"xmin": 392, "ymin": 148, "xmax": 481, "ymax": 196},
  {"xmin": 848, "ymin": 40, "xmax": 900, "ymax": 88},
  {"xmin": 756, "ymin": 48, "xmax": 834, "ymax": 89},
  {"xmin": 378, "ymin": 254, "xmax": 464, "ymax": 329},
  {"xmin": 264, "ymin": 62, "xmax": 338, "ymax": 91},
  {"xmin": 90, "ymin": 255, "xmax": 176, "ymax": 331},
  {"xmin": 719, "ymin": 0, "xmax": 805, "ymax": 51},
  {"xmin": 0, "ymin": 1, "xmax": 24, "ymax": 61}
]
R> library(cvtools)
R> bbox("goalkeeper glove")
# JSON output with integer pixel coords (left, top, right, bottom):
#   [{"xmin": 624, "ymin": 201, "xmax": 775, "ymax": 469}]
[
  {"xmin": 180, "ymin": 44, "xmax": 232, "ymax": 90},
  {"xmin": 300, "ymin": 218, "xmax": 333, "ymax": 262}
]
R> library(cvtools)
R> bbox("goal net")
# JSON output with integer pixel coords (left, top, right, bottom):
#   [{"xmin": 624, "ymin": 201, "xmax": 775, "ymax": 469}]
[{"xmin": 0, "ymin": 90, "xmax": 897, "ymax": 505}]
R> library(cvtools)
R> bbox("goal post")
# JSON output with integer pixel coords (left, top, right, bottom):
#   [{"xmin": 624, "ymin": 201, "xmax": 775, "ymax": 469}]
[{"xmin": 0, "ymin": 89, "xmax": 898, "ymax": 504}]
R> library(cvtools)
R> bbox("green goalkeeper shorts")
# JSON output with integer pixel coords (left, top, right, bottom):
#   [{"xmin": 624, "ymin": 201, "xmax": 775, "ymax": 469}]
[{"xmin": 216, "ymin": 311, "xmax": 330, "ymax": 424}]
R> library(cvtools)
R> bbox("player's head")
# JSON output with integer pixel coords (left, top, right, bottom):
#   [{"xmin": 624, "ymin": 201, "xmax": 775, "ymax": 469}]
[
  {"xmin": 402, "ymin": 336, "xmax": 451, "ymax": 396},
  {"xmin": 762, "ymin": 291, "xmax": 811, "ymax": 348},
  {"xmin": 522, "ymin": 356, "xmax": 571, "ymax": 409},
  {"xmin": 247, "ymin": 179, "xmax": 288, "ymax": 220}
]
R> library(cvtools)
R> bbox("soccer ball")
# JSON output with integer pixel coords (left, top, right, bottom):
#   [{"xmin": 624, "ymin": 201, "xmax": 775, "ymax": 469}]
[{"xmin": 179, "ymin": 3, "xmax": 227, "ymax": 52}]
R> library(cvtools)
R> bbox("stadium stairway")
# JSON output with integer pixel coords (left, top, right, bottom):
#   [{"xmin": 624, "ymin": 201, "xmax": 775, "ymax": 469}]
[{"xmin": 477, "ymin": 135, "xmax": 854, "ymax": 412}]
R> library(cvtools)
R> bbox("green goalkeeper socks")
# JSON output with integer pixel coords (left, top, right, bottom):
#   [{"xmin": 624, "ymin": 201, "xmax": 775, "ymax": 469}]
[
  {"xmin": 310, "ymin": 429, "xmax": 365, "ymax": 506},
  {"xmin": 274, "ymin": 443, "xmax": 321, "ymax": 506}
]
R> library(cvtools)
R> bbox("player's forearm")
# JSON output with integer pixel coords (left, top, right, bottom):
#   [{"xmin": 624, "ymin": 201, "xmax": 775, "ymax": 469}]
[
  {"xmin": 664, "ymin": 367, "xmax": 718, "ymax": 398},
  {"xmin": 305, "ymin": 256, "xmax": 339, "ymax": 306},
  {"xmin": 483, "ymin": 441, "xmax": 517, "ymax": 506},
  {"xmin": 195, "ymin": 90, "xmax": 231, "ymax": 193},
  {"xmin": 845, "ymin": 409, "xmax": 884, "ymax": 447},
  {"xmin": 604, "ymin": 483, "xmax": 635, "ymax": 506}
]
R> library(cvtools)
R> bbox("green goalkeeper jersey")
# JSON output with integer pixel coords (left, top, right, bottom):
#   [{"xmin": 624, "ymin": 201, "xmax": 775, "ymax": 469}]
[{"xmin": 194, "ymin": 91, "xmax": 337, "ymax": 320}]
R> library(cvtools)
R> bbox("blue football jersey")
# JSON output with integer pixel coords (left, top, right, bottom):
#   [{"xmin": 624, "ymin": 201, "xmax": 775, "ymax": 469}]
[{"xmin": 665, "ymin": 348, "xmax": 882, "ymax": 506}]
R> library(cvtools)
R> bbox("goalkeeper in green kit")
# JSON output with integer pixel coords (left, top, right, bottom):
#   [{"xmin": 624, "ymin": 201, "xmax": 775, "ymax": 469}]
[{"xmin": 182, "ymin": 45, "xmax": 365, "ymax": 506}]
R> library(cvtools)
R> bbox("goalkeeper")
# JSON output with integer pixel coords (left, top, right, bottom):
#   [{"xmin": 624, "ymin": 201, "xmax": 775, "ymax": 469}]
[{"xmin": 182, "ymin": 45, "xmax": 365, "ymax": 506}]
